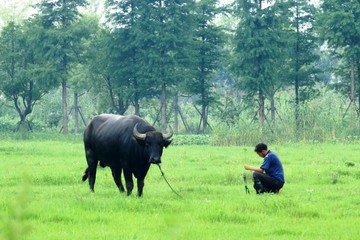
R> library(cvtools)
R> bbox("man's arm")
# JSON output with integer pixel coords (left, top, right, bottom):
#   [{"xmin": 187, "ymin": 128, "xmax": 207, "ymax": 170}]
[{"xmin": 244, "ymin": 165, "xmax": 264, "ymax": 173}]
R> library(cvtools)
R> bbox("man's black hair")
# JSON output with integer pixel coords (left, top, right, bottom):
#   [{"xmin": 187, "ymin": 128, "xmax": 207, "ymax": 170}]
[{"xmin": 254, "ymin": 143, "xmax": 268, "ymax": 152}]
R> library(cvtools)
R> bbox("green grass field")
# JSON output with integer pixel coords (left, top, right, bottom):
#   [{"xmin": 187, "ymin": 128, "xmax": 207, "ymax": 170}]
[{"xmin": 0, "ymin": 138, "xmax": 360, "ymax": 239}]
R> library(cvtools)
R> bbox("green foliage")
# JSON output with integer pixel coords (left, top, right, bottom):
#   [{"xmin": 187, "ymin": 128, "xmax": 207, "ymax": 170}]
[
  {"xmin": 0, "ymin": 140, "xmax": 360, "ymax": 239},
  {"xmin": 318, "ymin": 0, "xmax": 360, "ymax": 58},
  {"xmin": 0, "ymin": 21, "xmax": 58, "ymax": 126},
  {"xmin": 317, "ymin": 0, "xmax": 360, "ymax": 115},
  {"xmin": 231, "ymin": 0, "xmax": 322, "ymax": 136},
  {"xmin": 33, "ymin": 0, "xmax": 92, "ymax": 134},
  {"xmin": 287, "ymin": 0, "xmax": 320, "ymax": 126},
  {"xmin": 211, "ymin": 86, "xmax": 360, "ymax": 145},
  {"xmin": 0, "ymin": 115, "xmax": 18, "ymax": 132},
  {"xmin": 1, "ymin": 174, "xmax": 31, "ymax": 240},
  {"xmin": 1, "ymin": 0, "xmax": 360, "ymax": 142},
  {"xmin": 172, "ymin": 134, "xmax": 211, "ymax": 145},
  {"xmin": 233, "ymin": 0, "xmax": 288, "ymax": 93},
  {"xmin": 183, "ymin": 0, "xmax": 226, "ymax": 133},
  {"xmin": 104, "ymin": 0, "xmax": 196, "ymax": 119}
]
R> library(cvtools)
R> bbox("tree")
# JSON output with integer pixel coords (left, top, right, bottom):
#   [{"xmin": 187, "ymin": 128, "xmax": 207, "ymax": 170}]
[
  {"xmin": 138, "ymin": 0, "xmax": 195, "ymax": 131},
  {"xmin": 86, "ymin": 28, "xmax": 132, "ymax": 115},
  {"xmin": 105, "ymin": 0, "xmax": 195, "ymax": 131},
  {"xmin": 0, "ymin": 21, "xmax": 59, "ymax": 130},
  {"xmin": 105, "ymin": 0, "xmax": 153, "ymax": 116},
  {"xmin": 68, "ymin": 14, "xmax": 100, "ymax": 134},
  {"xmin": 35, "ymin": 0, "xmax": 88, "ymax": 135},
  {"xmin": 232, "ymin": 0, "xmax": 288, "ymax": 135},
  {"xmin": 184, "ymin": 0, "xmax": 225, "ymax": 133},
  {"xmin": 318, "ymin": 0, "xmax": 360, "ymax": 122},
  {"xmin": 288, "ymin": 0, "xmax": 319, "ymax": 131}
]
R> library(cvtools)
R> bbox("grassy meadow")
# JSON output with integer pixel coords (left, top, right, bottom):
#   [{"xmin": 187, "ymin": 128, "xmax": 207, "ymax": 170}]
[{"xmin": 0, "ymin": 137, "xmax": 360, "ymax": 239}]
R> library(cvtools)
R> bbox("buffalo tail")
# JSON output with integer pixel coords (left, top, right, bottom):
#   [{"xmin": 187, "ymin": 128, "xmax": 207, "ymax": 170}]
[{"xmin": 82, "ymin": 168, "xmax": 89, "ymax": 182}]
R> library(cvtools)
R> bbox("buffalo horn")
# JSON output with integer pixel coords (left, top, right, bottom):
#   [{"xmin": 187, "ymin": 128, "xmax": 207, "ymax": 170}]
[
  {"xmin": 133, "ymin": 124, "xmax": 146, "ymax": 140},
  {"xmin": 162, "ymin": 131, "xmax": 173, "ymax": 140}
]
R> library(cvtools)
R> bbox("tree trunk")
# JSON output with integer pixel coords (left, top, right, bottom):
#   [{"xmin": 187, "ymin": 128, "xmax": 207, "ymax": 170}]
[
  {"xmin": 161, "ymin": 82, "xmax": 167, "ymax": 132},
  {"xmin": 258, "ymin": 87, "xmax": 265, "ymax": 140},
  {"xmin": 74, "ymin": 92, "xmax": 79, "ymax": 135},
  {"xmin": 351, "ymin": 60, "xmax": 356, "ymax": 105},
  {"xmin": 134, "ymin": 77, "xmax": 140, "ymax": 116},
  {"xmin": 202, "ymin": 104, "xmax": 207, "ymax": 133},
  {"xmin": 174, "ymin": 94, "xmax": 179, "ymax": 134},
  {"xmin": 270, "ymin": 95, "xmax": 275, "ymax": 125},
  {"xmin": 62, "ymin": 81, "xmax": 69, "ymax": 135},
  {"xmin": 358, "ymin": 60, "xmax": 360, "ymax": 115},
  {"xmin": 200, "ymin": 74, "xmax": 207, "ymax": 133},
  {"xmin": 294, "ymin": 0, "xmax": 301, "ymax": 135},
  {"xmin": 134, "ymin": 91, "xmax": 140, "ymax": 116},
  {"xmin": 17, "ymin": 120, "xmax": 30, "ymax": 139},
  {"xmin": 13, "ymin": 95, "xmax": 32, "ymax": 135},
  {"xmin": 342, "ymin": 60, "xmax": 357, "ymax": 122},
  {"xmin": 294, "ymin": 71, "xmax": 300, "ymax": 129},
  {"xmin": 350, "ymin": 60, "xmax": 357, "ymax": 127}
]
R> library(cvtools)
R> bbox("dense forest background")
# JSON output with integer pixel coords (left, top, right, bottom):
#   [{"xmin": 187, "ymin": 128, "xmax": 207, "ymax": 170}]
[{"xmin": 0, "ymin": 0, "xmax": 359, "ymax": 145}]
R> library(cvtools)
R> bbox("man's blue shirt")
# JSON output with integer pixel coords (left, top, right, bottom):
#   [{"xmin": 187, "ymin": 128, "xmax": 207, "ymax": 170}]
[{"xmin": 260, "ymin": 150, "xmax": 285, "ymax": 183}]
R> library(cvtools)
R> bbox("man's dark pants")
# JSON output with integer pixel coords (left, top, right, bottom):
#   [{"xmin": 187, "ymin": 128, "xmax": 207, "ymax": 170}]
[{"xmin": 253, "ymin": 171, "xmax": 284, "ymax": 194}]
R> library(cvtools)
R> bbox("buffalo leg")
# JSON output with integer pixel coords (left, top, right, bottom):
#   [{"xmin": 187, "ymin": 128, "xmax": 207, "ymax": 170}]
[
  {"xmin": 123, "ymin": 169, "xmax": 134, "ymax": 196},
  {"xmin": 88, "ymin": 164, "xmax": 97, "ymax": 192},
  {"xmin": 137, "ymin": 179, "xmax": 145, "ymax": 197},
  {"xmin": 85, "ymin": 149, "xmax": 97, "ymax": 192},
  {"xmin": 89, "ymin": 164, "xmax": 97, "ymax": 192},
  {"xmin": 111, "ymin": 167, "xmax": 125, "ymax": 193}
]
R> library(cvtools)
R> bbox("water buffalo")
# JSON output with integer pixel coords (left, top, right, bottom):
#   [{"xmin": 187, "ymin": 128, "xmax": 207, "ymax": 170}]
[{"xmin": 82, "ymin": 114, "xmax": 172, "ymax": 197}]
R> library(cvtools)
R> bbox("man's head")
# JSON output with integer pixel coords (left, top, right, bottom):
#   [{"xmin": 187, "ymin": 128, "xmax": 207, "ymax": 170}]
[{"xmin": 254, "ymin": 143, "xmax": 268, "ymax": 158}]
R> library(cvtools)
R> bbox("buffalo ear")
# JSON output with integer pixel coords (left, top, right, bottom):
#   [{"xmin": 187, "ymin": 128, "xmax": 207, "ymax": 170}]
[{"xmin": 163, "ymin": 139, "xmax": 172, "ymax": 148}]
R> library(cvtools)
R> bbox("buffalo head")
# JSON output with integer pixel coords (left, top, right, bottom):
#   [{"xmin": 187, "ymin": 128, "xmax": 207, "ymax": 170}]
[{"xmin": 133, "ymin": 124, "xmax": 173, "ymax": 164}]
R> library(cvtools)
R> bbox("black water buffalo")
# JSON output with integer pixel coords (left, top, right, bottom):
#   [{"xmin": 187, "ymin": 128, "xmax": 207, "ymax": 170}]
[{"xmin": 82, "ymin": 114, "xmax": 172, "ymax": 197}]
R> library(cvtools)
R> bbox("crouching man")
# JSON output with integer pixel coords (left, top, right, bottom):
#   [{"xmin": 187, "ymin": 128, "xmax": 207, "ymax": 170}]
[{"xmin": 244, "ymin": 143, "xmax": 285, "ymax": 194}]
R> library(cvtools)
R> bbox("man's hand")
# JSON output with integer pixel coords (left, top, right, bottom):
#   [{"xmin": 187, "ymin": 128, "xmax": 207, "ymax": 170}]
[
  {"xmin": 244, "ymin": 165, "xmax": 252, "ymax": 170},
  {"xmin": 244, "ymin": 165, "xmax": 264, "ymax": 173}
]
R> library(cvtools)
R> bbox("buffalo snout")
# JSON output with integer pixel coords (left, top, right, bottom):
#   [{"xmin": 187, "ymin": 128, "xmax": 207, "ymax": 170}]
[{"xmin": 149, "ymin": 156, "xmax": 161, "ymax": 164}]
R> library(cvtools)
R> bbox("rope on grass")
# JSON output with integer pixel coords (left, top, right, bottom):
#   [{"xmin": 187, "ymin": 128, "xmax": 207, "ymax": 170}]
[{"xmin": 157, "ymin": 164, "xmax": 182, "ymax": 198}]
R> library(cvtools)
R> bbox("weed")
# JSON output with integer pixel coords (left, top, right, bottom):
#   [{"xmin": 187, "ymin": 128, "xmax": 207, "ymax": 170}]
[{"xmin": 1, "ymin": 174, "xmax": 31, "ymax": 240}]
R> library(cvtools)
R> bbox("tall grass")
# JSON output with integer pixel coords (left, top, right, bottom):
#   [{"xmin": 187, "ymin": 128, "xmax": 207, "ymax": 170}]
[
  {"xmin": 1, "ymin": 174, "xmax": 31, "ymax": 240},
  {"xmin": 0, "ymin": 139, "xmax": 359, "ymax": 239},
  {"xmin": 211, "ymin": 88, "xmax": 360, "ymax": 145}
]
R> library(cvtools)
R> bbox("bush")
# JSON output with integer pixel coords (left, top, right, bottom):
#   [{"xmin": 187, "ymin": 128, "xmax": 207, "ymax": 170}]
[
  {"xmin": 210, "ymin": 87, "xmax": 360, "ymax": 146},
  {"xmin": 172, "ymin": 134, "xmax": 210, "ymax": 145},
  {"xmin": 0, "ymin": 115, "xmax": 18, "ymax": 132}
]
